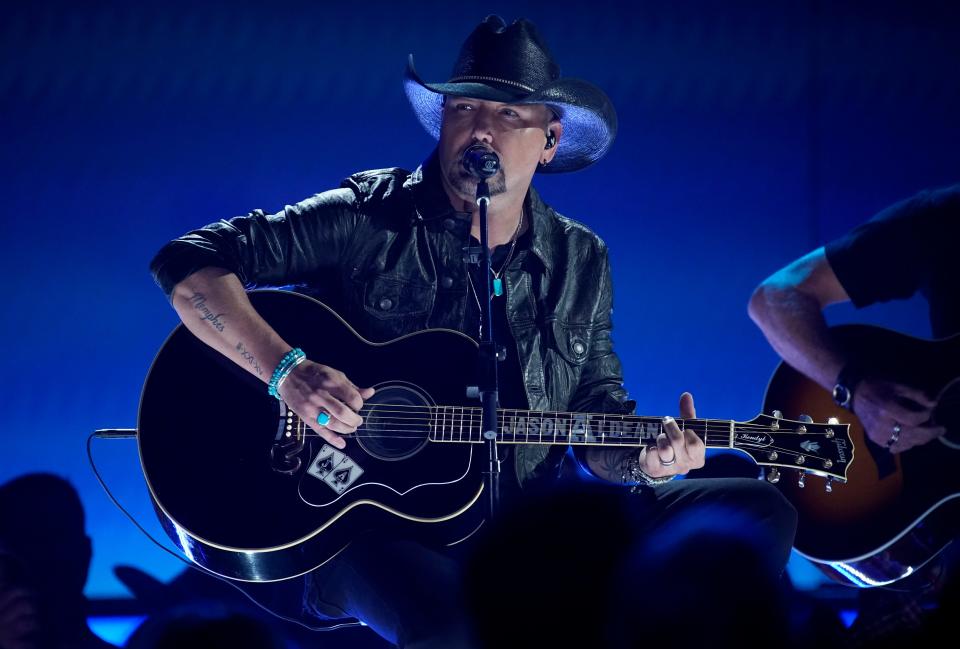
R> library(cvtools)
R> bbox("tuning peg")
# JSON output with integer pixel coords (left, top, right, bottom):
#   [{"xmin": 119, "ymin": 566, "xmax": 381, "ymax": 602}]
[
  {"xmin": 766, "ymin": 467, "xmax": 780, "ymax": 484},
  {"xmin": 770, "ymin": 410, "xmax": 782, "ymax": 431},
  {"xmin": 797, "ymin": 472, "xmax": 806, "ymax": 489},
  {"xmin": 772, "ymin": 410, "xmax": 783, "ymax": 419},
  {"xmin": 798, "ymin": 414, "xmax": 813, "ymax": 423},
  {"xmin": 825, "ymin": 477, "xmax": 834, "ymax": 493},
  {"xmin": 827, "ymin": 417, "xmax": 840, "ymax": 425}
]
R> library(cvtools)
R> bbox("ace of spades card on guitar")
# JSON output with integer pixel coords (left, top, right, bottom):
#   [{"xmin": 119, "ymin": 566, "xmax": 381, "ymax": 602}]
[{"xmin": 146, "ymin": 15, "xmax": 799, "ymax": 647}]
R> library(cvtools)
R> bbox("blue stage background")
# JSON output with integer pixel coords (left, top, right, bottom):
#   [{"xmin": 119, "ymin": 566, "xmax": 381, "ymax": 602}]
[{"xmin": 0, "ymin": 0, "xmax": 957, "ymax": 599}]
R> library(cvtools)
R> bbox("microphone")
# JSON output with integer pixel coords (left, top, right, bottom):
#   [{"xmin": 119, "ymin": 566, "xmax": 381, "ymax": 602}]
[{"xmin": 462, "ymin": 144, "xmax": 500, "ymax": 179}]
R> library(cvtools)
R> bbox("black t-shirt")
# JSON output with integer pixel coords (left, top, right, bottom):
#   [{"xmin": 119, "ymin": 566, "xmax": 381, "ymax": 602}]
[
  {"xmin": 825, "ymin": 183, "xmax": 960, "ymax": 338},
  {"xmin": 463, "ymin": 230, "xmax": 531, "ymax": 411},
  {"xmin": 463, "ymin": 229, "xmax": 533, "ymax": 504}
]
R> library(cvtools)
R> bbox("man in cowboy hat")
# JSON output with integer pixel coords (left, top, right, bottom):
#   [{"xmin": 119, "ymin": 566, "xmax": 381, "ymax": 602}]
[{"xmin": 151, "ymin": 15, "xmax": 796, "ymax": 646}]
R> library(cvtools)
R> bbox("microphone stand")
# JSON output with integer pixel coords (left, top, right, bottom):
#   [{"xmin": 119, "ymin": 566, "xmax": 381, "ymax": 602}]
[{"xmin": 474, "ymin": 178, "xmax": 501, "ymax": 521}]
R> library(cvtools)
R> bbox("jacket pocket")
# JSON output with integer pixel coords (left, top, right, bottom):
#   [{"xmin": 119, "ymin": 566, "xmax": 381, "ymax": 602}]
[
  {"xmin": 360, "ymin": 274, "xmax": 434, "ymax": 321},
  {"xmin": 548, "ymin": 321, "xmax": 592, "ymax": 366}
]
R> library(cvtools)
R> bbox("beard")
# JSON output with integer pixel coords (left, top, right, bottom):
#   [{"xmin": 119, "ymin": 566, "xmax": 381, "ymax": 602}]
[{"xmin": 446, "ymin": 160, "xmax": 507, "ymax": 200}]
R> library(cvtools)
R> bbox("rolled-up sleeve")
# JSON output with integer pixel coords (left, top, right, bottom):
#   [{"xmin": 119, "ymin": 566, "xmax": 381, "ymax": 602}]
[{"xmin": 149, "ymin": 187, "xmax": 362, "ymax": 298}]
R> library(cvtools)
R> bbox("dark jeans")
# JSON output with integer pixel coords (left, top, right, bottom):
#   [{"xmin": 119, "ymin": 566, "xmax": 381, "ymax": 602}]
[{"xmin": 303, "ymin": 477, "xmax": 798, "ymax": 648}]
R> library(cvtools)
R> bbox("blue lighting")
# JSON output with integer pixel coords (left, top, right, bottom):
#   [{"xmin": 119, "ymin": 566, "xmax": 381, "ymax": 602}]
[
  {"xmin": 839, "ymin": 609, "xmax": 859, "ymax": 628},
  {"xmin": 88, "ymin": 616, "xmax": 147, "ymax": 645}
]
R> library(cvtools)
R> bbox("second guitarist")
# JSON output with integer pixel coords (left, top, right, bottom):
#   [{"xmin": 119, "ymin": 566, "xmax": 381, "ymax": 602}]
[{"xmin": 749, "ymin": 182, "xmax": 960, "ymax": 638}]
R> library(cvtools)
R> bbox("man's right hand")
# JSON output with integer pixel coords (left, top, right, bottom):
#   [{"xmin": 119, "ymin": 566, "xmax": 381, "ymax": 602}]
[
  {"xmin": 853, "ymin": 377, "xmax": 943, "ymax": 453},
  {"xmin": 277, "ymin": 361, "xmax": 376, "ymax": 449}
]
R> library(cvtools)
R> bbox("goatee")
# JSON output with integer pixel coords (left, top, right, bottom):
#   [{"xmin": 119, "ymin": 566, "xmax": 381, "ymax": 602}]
[{"xmin": 447, "ymin": 166, "xmax": 507, "ymax": 200}]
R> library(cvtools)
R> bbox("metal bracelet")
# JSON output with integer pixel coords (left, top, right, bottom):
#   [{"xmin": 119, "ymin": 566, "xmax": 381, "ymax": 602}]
[{"xmin": 621, "ymin": 453, "xmax": 675, "ymax": 492}]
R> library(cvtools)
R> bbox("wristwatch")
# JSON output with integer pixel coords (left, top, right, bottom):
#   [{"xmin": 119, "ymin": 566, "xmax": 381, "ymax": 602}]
[
  {"xmin": 832, "ymin": 363, "xmax": 861, "ymax": 410},
  {"xmin": 832, "ymin": 382, "xmax": 853, "ymax": 409}
]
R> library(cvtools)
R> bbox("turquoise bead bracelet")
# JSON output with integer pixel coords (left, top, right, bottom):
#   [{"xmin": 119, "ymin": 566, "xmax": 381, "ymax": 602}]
[{"xmin": 267, "ymin": 347, "xmax": 306, "ymax": 399}]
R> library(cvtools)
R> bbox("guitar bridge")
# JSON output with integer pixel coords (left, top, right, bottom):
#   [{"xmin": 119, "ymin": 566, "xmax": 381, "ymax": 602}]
[{"xmin": 271, "ymin": 401, "xmax": 305, "ymax": 475}]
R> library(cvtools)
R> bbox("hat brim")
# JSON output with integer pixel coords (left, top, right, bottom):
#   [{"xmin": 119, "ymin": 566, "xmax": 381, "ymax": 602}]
[{"xmin": 403, "ymin": 55, "xmax": 617, "ymax": 174}]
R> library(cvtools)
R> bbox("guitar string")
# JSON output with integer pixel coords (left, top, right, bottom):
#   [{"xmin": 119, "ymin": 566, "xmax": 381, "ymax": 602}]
[
  {"xmin": 329, "ymin": 401, "xmax": 835, "ymax": 425},
  {"xmin": 281, "ymin": 428, "xmax": 840, "ymax": 458},
  {"xmin": 276, "ymin": 432, "xmax": 843, "ymax": 475},
  {"xmin": 281, "ymin": 412, "xmax": 834, "ymax": 436},
  {"xmin": 284, "ymin": 418, "xmax": 834, "ymax": 437},
  {"xmin": 277, "ymin": 423, "xmax": 842, "ymax": 464},
  {"xmin": 291, "ymin": 405, "xmax": 825, "ymax": 431},
  {"xmin": 352, "ymin": 402, "xmax": 834, "ymax": 426}
]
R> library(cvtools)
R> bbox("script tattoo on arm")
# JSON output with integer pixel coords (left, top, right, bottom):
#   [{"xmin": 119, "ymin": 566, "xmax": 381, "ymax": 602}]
[
  {"xmin": 188, "ymin": 292, "xmax": 227, "ymax": 333},
  {"xmin": 236, "ymin": 341, "xmax": 264, "ymax": 376},
  {"xmin": 585, "ymin": 447, "xmax": 637, "ymax": 484}
]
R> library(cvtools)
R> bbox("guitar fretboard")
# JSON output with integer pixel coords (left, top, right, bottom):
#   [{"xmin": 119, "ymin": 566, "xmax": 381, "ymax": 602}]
[{"xmin": 423, "ymin": 406, "xmax": 737, "ymax": 448}]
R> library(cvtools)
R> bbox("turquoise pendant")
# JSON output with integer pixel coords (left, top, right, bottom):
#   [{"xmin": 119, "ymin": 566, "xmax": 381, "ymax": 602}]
[{"xmin": 492, "ymin": 277, "xmax": 504, "ymax": 297}]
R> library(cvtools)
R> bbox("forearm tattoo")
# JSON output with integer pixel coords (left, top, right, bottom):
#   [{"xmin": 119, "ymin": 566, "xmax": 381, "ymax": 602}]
[
  {"xmin": 188, "ymin": 292, "xmax": 226, "ymax": 332},
  {"xmin": 235, "ymin": 341, "xmax": 263, "ymax": 376}
]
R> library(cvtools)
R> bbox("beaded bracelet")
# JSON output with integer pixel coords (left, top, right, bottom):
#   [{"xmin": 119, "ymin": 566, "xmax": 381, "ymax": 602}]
[
  {"xmin": 267, "ymin": 348, "xmax": 306, "ymax": 399},
  {"xmin": 621, "ymin": 452, "xmax": 675, "ymax": 492}
]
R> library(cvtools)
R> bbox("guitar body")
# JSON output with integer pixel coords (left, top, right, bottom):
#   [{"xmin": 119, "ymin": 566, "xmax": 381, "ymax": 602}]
[
  {"xmin": 138, "ymin": 290, "xmax": 855, "ymax": 584},
  {"xmin": 763, "ymin": 325, "xmax": 960, "ymax": 587},
  {"xmin": 137, "ymin": 290, "xmax": 486, "ymax": 582}
]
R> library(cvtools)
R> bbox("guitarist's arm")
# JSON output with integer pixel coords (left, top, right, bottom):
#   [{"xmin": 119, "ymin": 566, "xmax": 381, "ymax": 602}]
[
  {"xmin": 150, "ymin": 188, "xmax": 375, "ymax": 449},
  {"xmin": 749, "ymin": 247, "xmax": 941, "ymax": 452},
  {"xmin": 167, "ymin": 267, "xmax": 372, "ymax": 450},
  {"xmin": 748, "ymin": 247, "xmax": 850, "ymax": 391}
]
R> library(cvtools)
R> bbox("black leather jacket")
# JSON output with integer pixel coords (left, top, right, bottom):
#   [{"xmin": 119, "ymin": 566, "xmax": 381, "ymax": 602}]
[{"xmin": 151, "ymin": 152, "xmax": 634, "ymax": 484}]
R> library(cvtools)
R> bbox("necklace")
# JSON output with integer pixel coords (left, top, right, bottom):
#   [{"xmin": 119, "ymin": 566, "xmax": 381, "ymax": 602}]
[
  {"xmin": 490, "ymin": 208, "xmax": 524, "ymax": 298},
  {"xmin": 466, "ymin": 208, "xmax": 525, "ymax": 336}
]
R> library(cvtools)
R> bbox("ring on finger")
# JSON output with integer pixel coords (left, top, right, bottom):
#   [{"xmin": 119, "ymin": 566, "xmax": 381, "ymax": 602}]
[
  {"xmin": 317, "ymin": 410, "xmax": 331, "ymax": 426},
  {"xmin": 658, "ymin": 453, "xmax": 677, "ymax": 467},
  {"xmin": 887, "ymin": 423, "xmax": 901, "ymax": 448}
]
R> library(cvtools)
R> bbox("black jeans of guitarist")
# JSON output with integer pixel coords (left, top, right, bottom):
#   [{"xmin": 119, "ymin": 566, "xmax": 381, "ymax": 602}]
[{"xmin": 302, "ymin": 477, "xmax": 798, "ymax": 648}]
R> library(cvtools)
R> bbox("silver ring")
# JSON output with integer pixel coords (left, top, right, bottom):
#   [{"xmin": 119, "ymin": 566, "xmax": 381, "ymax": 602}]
[
  {"xmin": 887, "ymin": 423, "xmax": 901, "ymax": 448},
  {"xmin": 658, "ymin": 454, "xmax": 677, "ymax": 467}
]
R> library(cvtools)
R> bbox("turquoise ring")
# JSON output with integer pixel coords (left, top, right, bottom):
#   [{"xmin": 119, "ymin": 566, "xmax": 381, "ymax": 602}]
[{"xmin": 317, "ymin": 411, "xmax": 331, "ymax": 426}]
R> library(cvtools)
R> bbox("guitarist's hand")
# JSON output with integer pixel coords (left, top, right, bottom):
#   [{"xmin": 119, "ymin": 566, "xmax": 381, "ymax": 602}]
[
  {"xmin": 853, "ymin": 378, "xmax": 943, "ymax": 453},
  {"xmin": 278, "ymin": 361, "xmax": 376, "ymax": 449},
  {"xmin": 638, "ymin": 392, "xmax": 706, "ymax": 478}
]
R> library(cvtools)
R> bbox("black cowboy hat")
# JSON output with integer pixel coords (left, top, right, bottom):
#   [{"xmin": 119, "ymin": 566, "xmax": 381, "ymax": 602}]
[{"xmin": 404, "ymin": 15, "xmax": 618, "ymax": 174}]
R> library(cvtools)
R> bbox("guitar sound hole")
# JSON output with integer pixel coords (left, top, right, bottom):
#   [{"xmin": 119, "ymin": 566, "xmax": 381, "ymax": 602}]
[{"xmin": 356, "ymin": 383, "xmax": 433, "ymax": 461}]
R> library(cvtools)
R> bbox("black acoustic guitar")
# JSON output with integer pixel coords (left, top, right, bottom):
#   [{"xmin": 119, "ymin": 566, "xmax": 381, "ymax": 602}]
[
  {"xmin": 138, "ymin": 290, "xmax": 851, "ymax": 582},
  {"xmin": 764, "ymin": 324, "xmax": 960, "ymax": 588}
]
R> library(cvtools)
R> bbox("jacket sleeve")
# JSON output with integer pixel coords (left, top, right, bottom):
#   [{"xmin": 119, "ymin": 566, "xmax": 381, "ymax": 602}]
[
  {"xmin": 566, "ymin": 246, "xmax": 636, "ymax": 417},
  {"xmin": 149, "ymin": 187, "xmax": 362, "ymax": 299}
]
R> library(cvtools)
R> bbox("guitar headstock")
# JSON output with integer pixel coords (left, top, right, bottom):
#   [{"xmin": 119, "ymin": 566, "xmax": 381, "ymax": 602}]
[{"xmin": 733, "ymin": 412, "xmax": 853, "ymax": 488}]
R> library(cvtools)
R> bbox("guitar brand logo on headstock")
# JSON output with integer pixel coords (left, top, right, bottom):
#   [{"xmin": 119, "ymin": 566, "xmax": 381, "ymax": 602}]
[
  {"xmin": 832, "ymin": 438, "xmax": 849, "ymax": 464},
  {"xmin": 308, "ymin": 445, "xmax": 364, "ymax": 494},
  {"xmin": 735, "ymin": 433, "xmax": 773, "ymax": 447}
]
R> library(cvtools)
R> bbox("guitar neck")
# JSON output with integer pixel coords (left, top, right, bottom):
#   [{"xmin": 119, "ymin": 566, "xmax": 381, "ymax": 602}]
[{"xmin": 429, "ymin": 406, "xmax": 739, "ymax": 449}]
